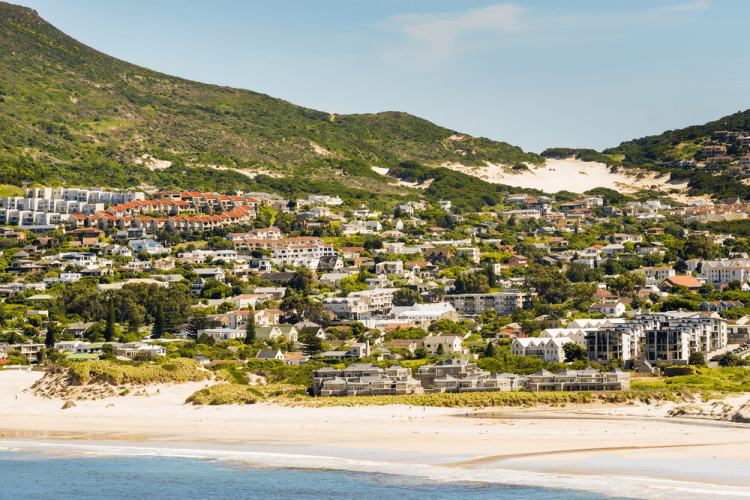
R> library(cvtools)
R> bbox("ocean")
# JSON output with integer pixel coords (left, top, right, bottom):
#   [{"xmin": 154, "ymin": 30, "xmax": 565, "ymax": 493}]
[
  {"xmin": 2, "ymin": 438, "xmax": 749, "ymax": 499},
  {"xmin": 0, "ymin": 448, "xmax": 635, "ymax": 500}
]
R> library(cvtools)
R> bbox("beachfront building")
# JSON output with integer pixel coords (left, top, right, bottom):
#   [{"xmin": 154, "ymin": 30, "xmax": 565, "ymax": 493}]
[
  {"xmin": 312, "ymin": 363, "xmax": 423, "ymax": 396},
  {"xmin": 313, "ymin": 361, "xmax": 631, "ymax": 396}
]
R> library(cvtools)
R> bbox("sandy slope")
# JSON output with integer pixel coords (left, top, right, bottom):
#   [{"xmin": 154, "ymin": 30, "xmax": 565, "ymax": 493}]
[{"xmin": 442, "ymin": 158, "xmax": 690, "ymax": 195}]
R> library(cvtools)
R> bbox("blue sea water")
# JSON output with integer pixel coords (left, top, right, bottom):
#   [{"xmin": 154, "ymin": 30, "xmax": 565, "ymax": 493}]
[{"xmin": 0, "ymin": 449, "xmax": 635, "ymax": 500}]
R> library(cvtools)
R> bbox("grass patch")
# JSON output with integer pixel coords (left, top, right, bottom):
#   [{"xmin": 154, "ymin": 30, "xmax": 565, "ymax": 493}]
[
  {"xmin": 69, "ymin": 358, "xmax": 211, "ymax": 386},
  {"xmin": 185, "ymin": 384, "xmax": 262, "ymax": 405}
]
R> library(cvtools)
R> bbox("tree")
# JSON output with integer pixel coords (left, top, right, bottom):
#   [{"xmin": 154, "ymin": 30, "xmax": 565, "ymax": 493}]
[
  {"xmin": 609, "ymin": 271, "xmax": 646, "ymax": 298},
  {"xmin": 673, "ymin": 260, "xmax": 688, "ymax": 274},
  {"xmin": 486, "ymin": 264, "xmax": 497, "ymax": 288},
  {"xmin": 452, "ymin": 273, "xmax": 491, "ymax": 294},
  {"xmin": 44, "ymin": 324, "xmax": 56, "ymax": 348},
  {"xmin": 301, "ymin": 333, "xmax": 323, "ymax": 357},
  {"xmin": 350, "ymin": 322, "xmax": 366, "ymax": 338},
  {"xmin": 393, "ymin": 287, "xmax": 423, "ymax": 306},
  {"xmin": 436, "ymin": 343, "xmax": 445, "ymax": 356},
  {"xmin": 718, "ymin": 352, "xmax": 740, "ymax": 367},
  {"xmin": 152, "ymin": 303, "xmax": 166, "ymax": 339},
  {"xmin": 188, "ymin": 310, "xmax": 210, "ymax": 339},
  {"xmin": 196, "ymin": 332, "xmax": 216, "ymax": 346},
  {"xmin": 104, "ymin": 299, "xmax": 116, "ymax": 342},
  {"xmin": 289, "ymin": 268, "xmax": 314, "ymax": 294},
  {"xmin": 128, "ymin": 311, "xmax": 141, "ymax": 334},
  {"xmin": 571, "ymin": 282, "xmax": 597, "ymax": 311},
  {"xmin": 688, "ymin": 351, "xmax": 706, "ymax": 366},
  {"xmin": 244, "ymin": 312, "xmax": 256, "ymax": 344},
  {"xmin": 682, "ymin": 234, "xmax": 717, "ymax": 260},
  {"xmin": 414, "ymin": 346, "xmax": 428, "ymax": 359},
  {"xmin": 563, "ymin": 342, "xmax": 587, "ymax": 362},
  {"xmin": 0, "ymin": 306, "xmax": 6, "ymax": 327},
  {"xmin": 217, "ymin": 301, "xmax": 235, "ymax": 314},
  {"xmin": 280, "ymin": 295, "xmax": 329, "ymax": 325},
  {"xmin": 484, "ymin": 341, "xmax": 496, "ymax": 358},
  {"xmin": 529, "ymin": 265, "xmax": 573, "ymax": 304}
]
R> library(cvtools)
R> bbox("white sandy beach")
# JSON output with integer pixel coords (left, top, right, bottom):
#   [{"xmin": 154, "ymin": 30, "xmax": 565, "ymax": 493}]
[{"xmin": 2, "ymin": 371, "xmax": 750, "ymax": 498}]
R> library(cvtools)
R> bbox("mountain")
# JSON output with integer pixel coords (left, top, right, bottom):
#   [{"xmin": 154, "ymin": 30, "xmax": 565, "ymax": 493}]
[{"xmin": 0, "ymin": 2, "xmax": 542, "ymax": 196}]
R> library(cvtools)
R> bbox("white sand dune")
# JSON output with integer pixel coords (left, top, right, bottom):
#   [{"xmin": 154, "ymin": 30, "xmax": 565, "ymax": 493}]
[{"xmin": 442, "ymin": 158, "xmax": 690, "ymax": 195}]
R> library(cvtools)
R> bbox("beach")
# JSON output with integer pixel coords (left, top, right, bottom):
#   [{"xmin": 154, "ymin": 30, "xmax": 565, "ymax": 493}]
[{"xmin": 2, "ymin": 371, "xmax": 750, "ymax": 498}]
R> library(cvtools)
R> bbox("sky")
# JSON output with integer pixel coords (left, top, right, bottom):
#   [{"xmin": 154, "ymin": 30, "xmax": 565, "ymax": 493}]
[{"xmin": 14, "ymin": 0, "xmax": 750, "ymax": 154}]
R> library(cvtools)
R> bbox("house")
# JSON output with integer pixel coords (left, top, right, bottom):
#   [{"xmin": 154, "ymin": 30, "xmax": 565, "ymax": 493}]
[
  {"xmin": 700, "ymin": 301, "xmax": 744, "ymax": 312},
  {"xmin": 590, "ymin": 301, "xmax": 627, "ymax": 318},
  {"xmin": 507, "ymin": 255, "xmax": 528, "ymax": 268},
  {"xmin": 256, "ymin": 349, "xmax": 284, "ymax": 361},
  {"xmin": 658, "ymin": 275, "xmax": 702, "ymax": 293},
  {"xmin": 424, "ymin": 247, "xmax": 453, "ymax": 264},
  {"xmin": 129, "ymin": 239, "xmax": 166, "ymax": 255},
  {"xmin": 634, "ymin": 267, "xmax": 676, "ymax": 281},
  {"xmin": 194, "ymin": 267, "xmax": 226, "ymax": 282},
  {"xmin": 423, "ymin": 334, "xmax": 468, "ymax": 355}
]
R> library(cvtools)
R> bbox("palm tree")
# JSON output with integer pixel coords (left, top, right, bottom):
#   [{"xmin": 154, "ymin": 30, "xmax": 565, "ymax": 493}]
[{"xmin": 718, "ymin": 352, "xmax": 739, "ymax": 368}]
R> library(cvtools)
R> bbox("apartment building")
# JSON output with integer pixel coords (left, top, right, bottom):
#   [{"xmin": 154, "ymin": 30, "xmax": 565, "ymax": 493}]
[
  {"xmin": 322, "ymin": 288, "xmax": 398, "ymax": 320},
  {"xmin": 445, "ymin": 290, "xmax": 536, "ymax": 316}
]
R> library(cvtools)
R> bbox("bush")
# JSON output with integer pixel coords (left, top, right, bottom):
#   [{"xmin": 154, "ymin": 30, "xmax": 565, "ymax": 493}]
[{"xmin": 664, "ymin": 366, "xmax": 697, "ymax": 377}]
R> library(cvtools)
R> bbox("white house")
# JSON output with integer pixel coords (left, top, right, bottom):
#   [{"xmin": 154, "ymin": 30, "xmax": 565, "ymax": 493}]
[{"xmin": 423, "ymin": 334, "xmax": 468, "ymax": 355}]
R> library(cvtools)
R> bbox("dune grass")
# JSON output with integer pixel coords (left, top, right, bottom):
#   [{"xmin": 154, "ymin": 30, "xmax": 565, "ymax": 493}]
[{"xmin": 68, "ymin": 358, "xmax": 211, "ymax": 386}]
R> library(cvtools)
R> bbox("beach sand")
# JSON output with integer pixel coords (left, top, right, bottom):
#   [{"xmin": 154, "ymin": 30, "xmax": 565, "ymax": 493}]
[{"xmin": 2, "ymin": 371, "xmax": 750, "ymax": 498}]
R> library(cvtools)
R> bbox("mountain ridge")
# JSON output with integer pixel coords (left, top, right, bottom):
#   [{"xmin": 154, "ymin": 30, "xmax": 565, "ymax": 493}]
[{"xmin": 0, "ymin": 1, "xmax": 541, "ymax": 194}]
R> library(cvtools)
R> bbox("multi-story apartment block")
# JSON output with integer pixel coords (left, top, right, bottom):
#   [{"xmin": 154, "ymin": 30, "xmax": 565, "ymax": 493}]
[
  {"xmin": 445, "ymin": 290, "xmax": 536, "ymax": 316},
  {"xmin": 322, "ymin": 288, "xmax": 398, "ymax": 320}
]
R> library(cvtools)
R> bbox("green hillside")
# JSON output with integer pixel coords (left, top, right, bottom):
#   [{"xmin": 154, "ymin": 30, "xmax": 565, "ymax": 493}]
[
  {"xmin": 0, "ymin": 2, "xmax": 541, "ymax": 195},
  {"xmin": 602, "ymin": 110, "xmax": 750, "ymax": 167}
]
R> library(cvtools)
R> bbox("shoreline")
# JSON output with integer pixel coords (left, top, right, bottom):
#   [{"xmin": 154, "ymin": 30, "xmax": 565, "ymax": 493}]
[{"xmin": 2, "ymin": 371, "xmax": 750, "ymax": 498}]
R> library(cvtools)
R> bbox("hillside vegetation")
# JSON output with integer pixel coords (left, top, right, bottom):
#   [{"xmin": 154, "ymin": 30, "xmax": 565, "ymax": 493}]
[{"xmin": 0, "ymin": 2, "xmax": 541, "ymax": 196}]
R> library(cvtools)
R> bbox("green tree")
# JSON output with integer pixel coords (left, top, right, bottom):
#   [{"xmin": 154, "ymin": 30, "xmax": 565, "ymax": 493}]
[
  {"xmin": 188, "ymin": 309, "xmax": 210, "ymax": 339},
  {"xmin": 44, "ymin": 323, "xmax": 56, "ymax": 348},
  {"xmin": 196, "ymin": 332, "xmax": 216, "ymax": 346},
  {"xmin": 104, "ymin": 300, "xmax": 116, "ymax": 342},
  {"xmin": 452, "ymin": 273, "xmax": 491, "ymax": 294},
  {"xmin": 414, "ymin": 346, "xmax": 428, "ymax": 359},
  {"xmin": 289, "ymin": 268, "xmax": 314, "ymax": 294},
  {"xmin": 484, "ymin": 341, "xmax": 496, "ymax": 358},
  {"xmin": 529, "ymin": 265, "xmax": 573, "ymax": 304},
  {"xmin": 563, "ymin": 342, "xmax": 587, "ymax": 362},
  {"xmin": 393, "ymin": 287, "xmax": 423, "ymax": 306},
  {"xmin": 244, "ymin": 312, "xmax": 256, "ymax": 344},
  {"xmin": 609, "ymin": 271, "xmax": 646, "ymax": 298},
  {"xmin": 681, "ymin": 234, "xmax": 717, "ymax": 260},
  {"xmin": 718, "ymin": 352, "xmax": 740, "ymax": 367},
  {"xmin": 217, "ymin": 301, "xmax": 235, "ymax": 314},
  {"xmin": 301, "ymin": 333, "xmax": 323, "ymax": 357},
  {"xmin": 486, "ymin": 264, "xmax": 497, "ymax": 288},
  {"xmin": 688, "ymin": 351, "xmax": 706, "ymax": 366},
  {"xmin": 152, "ymin": 303, "xmax": 166, "ymax": 339},
  {"xmin": 436, "ymin": 343, "xmax": 445, "ymax": 356},
  {"xmin": 350, "ymin": 322, "xmax": 366, "ymax": 338},
  {"xmin": 673, "ymin": 260, "xmax": 688, "ymax": 274}
]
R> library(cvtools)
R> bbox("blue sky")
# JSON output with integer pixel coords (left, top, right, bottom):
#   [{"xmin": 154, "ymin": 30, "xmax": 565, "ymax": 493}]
[{"xmin": 16, "ymin": 0, "xmax": 750, "ymax": 153}]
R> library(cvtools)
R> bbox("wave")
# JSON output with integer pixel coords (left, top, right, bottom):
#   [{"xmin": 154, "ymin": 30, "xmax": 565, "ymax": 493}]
[{"xmin": 1, "ymin": 440, "xmax": 749, "ymax": 499}]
